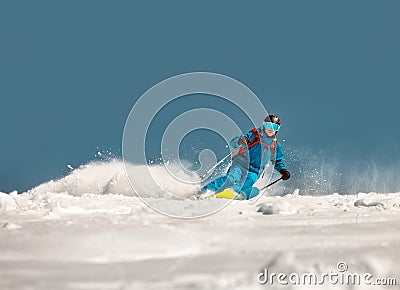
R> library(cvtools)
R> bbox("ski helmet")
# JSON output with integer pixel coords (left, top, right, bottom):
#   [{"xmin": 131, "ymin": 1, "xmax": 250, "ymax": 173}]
[{"xmin": 264, "ymin": 114, "xmax": 280, "ymax": 126}]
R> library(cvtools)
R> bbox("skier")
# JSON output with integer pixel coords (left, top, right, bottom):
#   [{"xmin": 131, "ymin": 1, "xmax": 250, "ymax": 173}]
[{"xmin": 199, "ymin": 114, "xmax": 290, "ymax": 199}]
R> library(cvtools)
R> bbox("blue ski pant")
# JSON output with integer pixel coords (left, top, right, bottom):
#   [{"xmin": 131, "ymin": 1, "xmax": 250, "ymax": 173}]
[{"xmin": 202, "ymin": 164, "xmax": 260, "ymax": 199}]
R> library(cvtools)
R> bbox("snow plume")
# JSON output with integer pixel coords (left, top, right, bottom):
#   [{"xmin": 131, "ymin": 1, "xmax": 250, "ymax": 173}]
[
  {"xmin": 280, "ymin": 145, "xmax": 400, "ymax": 196},
  {"xmin": 21, "ymin": 160, "xmax": 227, "ymax": 218},
  {"xmin": 27, "ymin": 159, "xmax": 200, "ymax": 198}
]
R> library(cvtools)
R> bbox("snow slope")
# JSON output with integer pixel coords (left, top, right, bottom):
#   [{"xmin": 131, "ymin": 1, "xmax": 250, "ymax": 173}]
[{"xmin": 1, "ymin": 161, "xmax": 400, "ymax": 289}]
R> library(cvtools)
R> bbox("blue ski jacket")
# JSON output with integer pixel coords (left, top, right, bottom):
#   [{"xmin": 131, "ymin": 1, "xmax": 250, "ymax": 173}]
[{"xmin": 229, "ymin": 127, "xmax": 286, "ymax": 176}]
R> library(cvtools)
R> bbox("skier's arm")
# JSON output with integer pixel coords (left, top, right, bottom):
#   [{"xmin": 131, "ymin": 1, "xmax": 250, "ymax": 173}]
[
  {"xmin": 274, "ymin": 142, "xmax": 286, "ymax": 172},
  {"xmin": 274, "ymin": 142, "xmax": 291, "ymax": 180},
  {"xmin": 229, "ymin": 131, "xmax": 256, "ymax": 149}
]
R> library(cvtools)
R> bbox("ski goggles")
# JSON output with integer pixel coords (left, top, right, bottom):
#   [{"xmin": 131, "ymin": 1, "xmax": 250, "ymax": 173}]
[{"xmin": 263, "ymin": 121, "xmax": 280, "ymax": 132}]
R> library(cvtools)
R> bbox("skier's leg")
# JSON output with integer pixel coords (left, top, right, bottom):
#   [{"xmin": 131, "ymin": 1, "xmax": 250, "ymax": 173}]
[
  {"xmin": 202, "ymin": 166, "xmax": 242, "ymax": 193},
  {"xmin": 201, "ymin": 175, "xmax": 228, "ymax": 192},
  {"xmin": 235, "ymin": 171, "xmax": 259, "ymax": 199},
  {"xmin": 241, "ymin": 186, "xmax": 260, "ymax": 199}
]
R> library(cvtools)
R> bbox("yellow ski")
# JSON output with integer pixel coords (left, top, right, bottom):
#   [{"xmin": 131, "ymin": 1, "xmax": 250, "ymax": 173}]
[{"xmin": 215, "ymin": 189, "xmax": 239, "ymax": 199}]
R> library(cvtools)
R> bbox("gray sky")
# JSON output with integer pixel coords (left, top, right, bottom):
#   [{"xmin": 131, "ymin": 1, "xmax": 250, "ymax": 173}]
[{"xmin": 1, "ymin": 1, "xmax": 399, "ymax": 192}]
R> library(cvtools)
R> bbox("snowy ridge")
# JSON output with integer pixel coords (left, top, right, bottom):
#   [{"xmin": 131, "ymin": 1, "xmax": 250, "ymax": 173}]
[
  {"xmin": 2, "ymin": 188, "xmax": 400, "ymax": 219},
  {"xmin": 1, "ymin": 190, "xmax": 400, "ymax": 289}
]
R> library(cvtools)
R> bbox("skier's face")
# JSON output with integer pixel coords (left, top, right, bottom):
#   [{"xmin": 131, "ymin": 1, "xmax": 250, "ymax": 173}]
[
  {"xmin": 263, "ymin": 121, "xmax": 279, "ymax": 138},
  {"xmin": 263, "ymin": 127, "xmax": 276, "ymax": 137}
]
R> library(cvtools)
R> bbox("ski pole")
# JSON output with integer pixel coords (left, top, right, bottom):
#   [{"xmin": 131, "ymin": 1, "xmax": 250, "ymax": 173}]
[
  {"xmin": 258, "ymin": 177, "xmax": 283, "ymax": 191},
  {"xmin": 199, "ymin": 146, "xmax": 242, "ymax": 181}
]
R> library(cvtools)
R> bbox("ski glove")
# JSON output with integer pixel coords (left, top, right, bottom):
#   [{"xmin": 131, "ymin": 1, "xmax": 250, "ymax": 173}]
[
  {"xmin": 238, "ymin": 137, "xmax": 250, "ymax": 146},
  {"xmin": 279, "ymin": 169, "xmax": 291, "ymax": 180}
]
